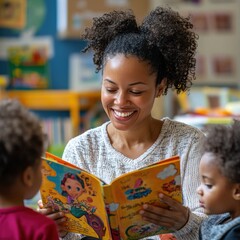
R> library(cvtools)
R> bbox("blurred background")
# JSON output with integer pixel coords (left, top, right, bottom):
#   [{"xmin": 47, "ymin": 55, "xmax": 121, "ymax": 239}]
[{"xmin": 0, "ymin": 0, "xmax": 240, "ymax": 157}]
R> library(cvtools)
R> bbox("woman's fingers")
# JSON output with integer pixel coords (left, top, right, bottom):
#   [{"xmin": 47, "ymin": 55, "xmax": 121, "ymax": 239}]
[
  {"xmin": 38, "ymin": 206, "xmax": 52, "ymax": 215},
  {"xmin": 37, "ymin": 203, "xmax": 67, "ymax": 225},
  {"xmin": 36, "ymin": 199, "xmax": 68, "ymax": 237},
  {"xmin": 158, "ymin": 193, "xmax": 183, "ymax": 210},
  {"xmin": 140, "ymin": 204, "xmax": 173, "ymax": 228},
  {"xmin": 37, "ymin": 199, "xmax": 43, "ymax": 210},
  {"xmin": 139, "ymin": 193, "xmax": 189, "ymax": 230}
]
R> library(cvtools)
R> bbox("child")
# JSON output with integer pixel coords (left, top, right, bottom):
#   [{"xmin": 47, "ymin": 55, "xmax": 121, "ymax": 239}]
[
  {"xmin": 197, "ymin": 120, "xmax": 240, "ymax": 239},
  {"xmin": 0, "ymin": 99, "xmax": 59, "ymax": 239}
]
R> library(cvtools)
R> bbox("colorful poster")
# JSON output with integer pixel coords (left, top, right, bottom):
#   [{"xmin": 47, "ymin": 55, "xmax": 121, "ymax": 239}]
[{"xmin": 8, "ymin": 45, "xmax": 49, "ymax": 89}]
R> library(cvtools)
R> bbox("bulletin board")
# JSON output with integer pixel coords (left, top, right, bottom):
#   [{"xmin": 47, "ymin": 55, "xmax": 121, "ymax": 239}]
[
  {"xmin": 58, "ymin": 0, "xmax": 151, "ymax": 38},
  {"xmin": 175, "ymin": 0, "xmax": 240, "ymax": 86}
]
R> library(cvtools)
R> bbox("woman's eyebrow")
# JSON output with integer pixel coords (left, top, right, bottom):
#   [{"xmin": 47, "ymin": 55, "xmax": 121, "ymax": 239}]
[
  {"xmin": 103, "ymin": 79, "xmax": 115, "ymax": 84},
  {"xmin": 129, "ymin": 82, "xmax": 146, "ymax": 86},
  {"xmin": 104, "ymin": 79, "xmax": 146, "ymax": 86}
]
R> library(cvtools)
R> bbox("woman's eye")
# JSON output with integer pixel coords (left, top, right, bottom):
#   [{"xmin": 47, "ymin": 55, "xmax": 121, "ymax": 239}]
[
  {"xmin": 106, "ymin": 88, "xmax": 117, "ymax": 93},
  {"xmin": 205, "ymin": 184, "xmax": 212, "ymax": 189},
  {"xmin": 130, "ymin": 90, "xmax": 143, "ymax": 95}
]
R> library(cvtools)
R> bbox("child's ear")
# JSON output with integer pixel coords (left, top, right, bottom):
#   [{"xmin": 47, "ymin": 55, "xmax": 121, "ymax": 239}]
[
  {"xmin": 22, "ymin": 166, "xmax": 34, "ymax": 187},
  {"xmin": 233, "ymin": 184, "xmax": 240, "ymax": 200},
  {"xmin": 155, "ymin": 78, "xmax": 167, "ymax": 98}
]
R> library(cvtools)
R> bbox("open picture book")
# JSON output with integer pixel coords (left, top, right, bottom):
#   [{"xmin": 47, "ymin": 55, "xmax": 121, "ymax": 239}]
[{"xmin": 40, "ymin": 153, "xmax": 182, "ymax": 240}]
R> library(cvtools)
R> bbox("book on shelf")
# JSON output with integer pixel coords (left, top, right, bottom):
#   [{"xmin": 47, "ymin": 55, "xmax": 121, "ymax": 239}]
[{"xmin": 40, "ymin": 152, "xmax": 182, "ymax": 240}]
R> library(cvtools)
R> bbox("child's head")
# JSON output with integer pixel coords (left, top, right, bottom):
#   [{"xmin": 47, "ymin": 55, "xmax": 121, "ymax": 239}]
[
  {"xmin": 197, "ymin": 120, "xmax": 240, "ymax": 218},
  {"xmin": 82, "ymin": 7, "xmax": 198, "ymax": 95},
  {"xmin": 0, "ymin": 99, "xmax": 45, "ymax": 201}
]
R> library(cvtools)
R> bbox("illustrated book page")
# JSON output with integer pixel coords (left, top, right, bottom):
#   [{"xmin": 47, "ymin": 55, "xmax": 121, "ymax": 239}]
[
  {"xmin": 103, "ymin": 156, "xmax": 182, "ymax": 239},
  {"xmin": 40, "ymin": 152, "xmax": 111, "ymax": 239},
  {"xmin": 40, "ymin": 153, "xmax": 182, "ymax": 240}
]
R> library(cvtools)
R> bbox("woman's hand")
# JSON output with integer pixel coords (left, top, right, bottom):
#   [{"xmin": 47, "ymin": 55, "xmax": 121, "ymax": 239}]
[
  {"xmin": 139, "ymin": 193, "xmax": 189, "ymax": 231},
  {"xmin": 37, "ymin": 199, "xmax": 68, "ymax": 238}
]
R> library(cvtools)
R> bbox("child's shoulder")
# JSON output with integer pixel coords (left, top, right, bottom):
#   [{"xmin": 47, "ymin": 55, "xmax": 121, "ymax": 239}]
[
  {"xmin": 23, "ymin": 206, "xmax": 54, "ymax": 223},
  {"xmin": 17, "ymin": 206, "xmax": 58, "ymax": 238},
  {"xmin": 201, "ymin": 214, "xmax": 240, "ymax": 240},
  {"xmin": 0, "ymin": 206, "xmax": 56, "ymax": 227},
  {"xmin": 223, "ymin": 219, "xmax": 240, "ymax": 239}
]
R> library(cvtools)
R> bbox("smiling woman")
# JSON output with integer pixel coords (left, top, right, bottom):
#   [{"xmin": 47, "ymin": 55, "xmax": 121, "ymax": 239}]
[{"xmin": 38, "ymin": 6, "xmax": 206, "ymax": 240}]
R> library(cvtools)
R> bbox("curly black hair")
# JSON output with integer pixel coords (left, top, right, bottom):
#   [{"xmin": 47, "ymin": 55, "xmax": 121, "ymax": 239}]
[
  {"xmin": 0, "ymin": 99, "xmax": 45, "ymax": 191},
  {"xmin": 204, "ymin": 120, "xmax": 240, "ymax": 183},
  {"xmin": 82, "ymin": 7, "xmax": 198, "ymax": 94}
]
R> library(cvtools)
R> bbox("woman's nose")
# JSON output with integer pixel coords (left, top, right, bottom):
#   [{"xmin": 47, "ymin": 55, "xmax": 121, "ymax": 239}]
[{"xmin": 115, "ymin": 91, "xmax": 128, "ymax": 105}]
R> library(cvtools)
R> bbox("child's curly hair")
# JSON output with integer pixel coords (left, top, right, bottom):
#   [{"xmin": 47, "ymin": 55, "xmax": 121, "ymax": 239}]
[
  {"xmin": 82, "ymin": 7, "xmax": 198, "ymax": 94},
  {"xmin": 204, "ymin": 120, "xmax": 240, "ymax": 183},
  {"xmin": 0, "ymin": 99, "xmax": 45, "ymax": 190}
]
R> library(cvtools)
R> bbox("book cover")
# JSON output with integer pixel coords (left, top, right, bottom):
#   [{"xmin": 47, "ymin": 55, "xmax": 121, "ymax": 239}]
[{"xmin": 40, "ymin": 153, "xmax": 182, "ymax": 240}]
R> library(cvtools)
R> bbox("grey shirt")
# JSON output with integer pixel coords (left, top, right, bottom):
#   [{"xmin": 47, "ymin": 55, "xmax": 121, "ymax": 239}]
[
  {"xmin": 62, "ymin": 118, "xmax": 206, "ymax": 240},
  {"xmin": 200, "ymin": 213, "xmax": 240, "ymax": 240}
]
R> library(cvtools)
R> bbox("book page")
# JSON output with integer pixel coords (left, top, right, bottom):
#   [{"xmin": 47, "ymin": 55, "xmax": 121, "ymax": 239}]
[
  {"xmin": 40, "ymin": 156, "xmax": 112, "ymax": 239},
  {"xmin": 45, "ymin": 152, "xmax": 107, "ymax": 185},
  {"xmin": 104, "ymin": 156, "xmax": 181, "ymax": 240}
]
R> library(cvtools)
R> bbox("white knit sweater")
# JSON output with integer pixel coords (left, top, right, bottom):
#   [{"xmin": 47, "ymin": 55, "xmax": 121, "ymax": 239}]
[{"xmin": 62, "ymin": 118, "xmax": 206, "ymax": 240}]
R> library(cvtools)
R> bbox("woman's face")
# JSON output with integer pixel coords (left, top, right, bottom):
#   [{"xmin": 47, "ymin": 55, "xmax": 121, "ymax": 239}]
[{"xmin": 101, "ymin": 54, "xmax": 163, "ymax": 131}]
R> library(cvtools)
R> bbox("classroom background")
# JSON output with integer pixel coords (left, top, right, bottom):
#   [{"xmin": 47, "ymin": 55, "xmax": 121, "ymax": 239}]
[{"xmin": 1, "ymin": 0, "xmax": 240, "ymax": 158}]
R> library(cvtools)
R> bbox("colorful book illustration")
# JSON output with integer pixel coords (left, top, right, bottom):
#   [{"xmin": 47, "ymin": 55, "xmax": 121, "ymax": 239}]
[{"xmin": 40, "ymin": 153, "xmax": 182, "ymax": 240}]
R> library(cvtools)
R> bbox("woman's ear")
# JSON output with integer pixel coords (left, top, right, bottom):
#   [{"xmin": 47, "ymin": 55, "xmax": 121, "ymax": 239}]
[
  {"xmin": 22, "ymin": 166, "xmax": 34, "ymax": 188},
  {"xmin": 232, "ymin": 184, "xmax": 240, "ymax": 200},
  {"xmin": 155, "ymin": 78, "xmax": 167, "ymax": 98}
]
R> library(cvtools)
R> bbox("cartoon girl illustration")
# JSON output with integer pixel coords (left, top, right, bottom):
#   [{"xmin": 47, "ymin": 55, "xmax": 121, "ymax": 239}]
[
  {"xmin": 60, "ymin": 173, "xmax": 106, "ymax": 238},
  {"xmin": 61, "ymin": 173, "xmax": 86, "ymax": 204},
  {"xmin": 61, "ymin": 173, "xmax": 93, "ymax": 218}
]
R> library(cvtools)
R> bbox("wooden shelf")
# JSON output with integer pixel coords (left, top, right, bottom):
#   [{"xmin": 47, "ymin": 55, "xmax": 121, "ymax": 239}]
[{"xmin": 5, "ymin": 90, "xmax": 101, "ymax": 136}]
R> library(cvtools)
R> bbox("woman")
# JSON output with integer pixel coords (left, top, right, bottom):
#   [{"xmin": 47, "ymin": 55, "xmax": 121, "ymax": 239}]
[{"xmin": 39, "ymin": 6, "xmax": 206, "ymax": 240}]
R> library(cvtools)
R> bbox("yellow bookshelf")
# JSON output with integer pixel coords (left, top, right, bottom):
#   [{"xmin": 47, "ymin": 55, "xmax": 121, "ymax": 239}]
[{"xmin": 5, "ymin": 90, "xmax": 101, "ymax": 137}]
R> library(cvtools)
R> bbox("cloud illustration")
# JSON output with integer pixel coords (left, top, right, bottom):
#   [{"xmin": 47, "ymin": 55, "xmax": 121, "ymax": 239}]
[{"xmin": 157, "ymin": 164, "xmax": 177, "ymax": 180}]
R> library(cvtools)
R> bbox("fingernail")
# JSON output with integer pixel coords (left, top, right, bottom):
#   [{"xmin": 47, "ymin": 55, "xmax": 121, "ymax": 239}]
[{"xmin": 143, "ymin": 204, "xmax": 148, "ymax": 209}]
